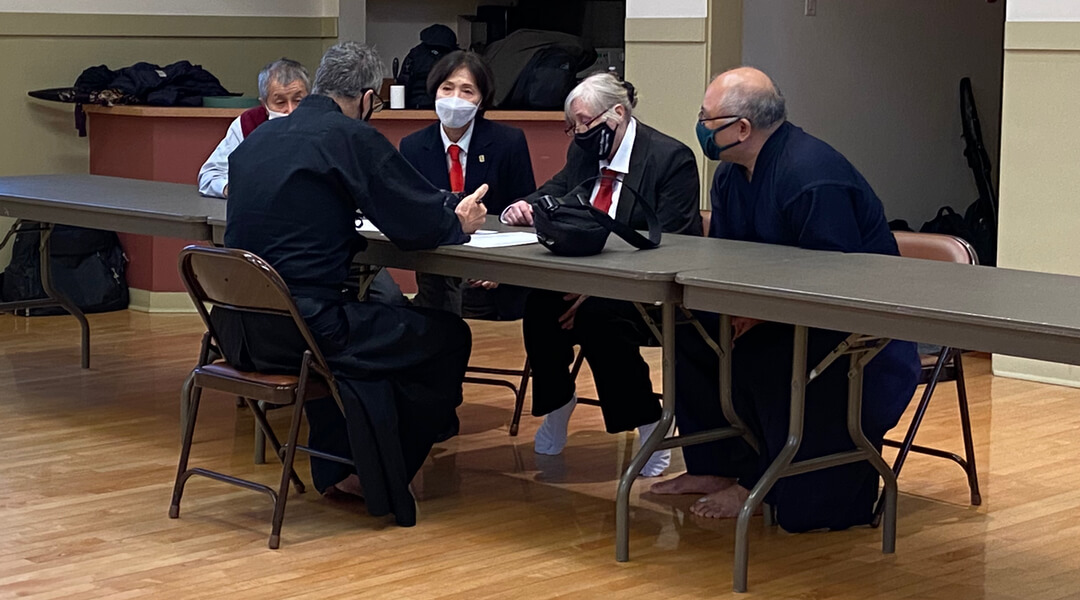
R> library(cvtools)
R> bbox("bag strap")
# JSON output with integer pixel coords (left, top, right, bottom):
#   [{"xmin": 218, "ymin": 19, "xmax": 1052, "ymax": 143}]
[{"xmin": 0, "ymin": 219, "xmax": 28, "ymax": 254}]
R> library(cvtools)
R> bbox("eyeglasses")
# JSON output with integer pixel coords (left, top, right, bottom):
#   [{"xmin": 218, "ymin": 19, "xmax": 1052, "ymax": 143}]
[{"xmin": 564, "ymin": 110, "xmax": 611, "ymax": 137}]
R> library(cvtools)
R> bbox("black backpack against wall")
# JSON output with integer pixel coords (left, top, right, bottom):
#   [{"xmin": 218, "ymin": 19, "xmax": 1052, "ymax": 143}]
[
  {"xmin": 504, "ymin": 46, "xmax": 586, "ymax": 110},
  {"xmin": 396, "ymin": 24, "xmax": 459, "ymax": 109},
  {"xmin": 919, "ymin": 204, "xmax": 996, "ymax": 267},
  {"xmin": 0, "ymin": 221, "xmax": 128, "ymax": 316}
]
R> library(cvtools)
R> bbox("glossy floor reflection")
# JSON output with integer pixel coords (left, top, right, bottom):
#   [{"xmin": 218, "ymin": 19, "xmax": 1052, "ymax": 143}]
[{"xmin": 2, "ymin": 310, "xmax": 1080, "ymax": 598}]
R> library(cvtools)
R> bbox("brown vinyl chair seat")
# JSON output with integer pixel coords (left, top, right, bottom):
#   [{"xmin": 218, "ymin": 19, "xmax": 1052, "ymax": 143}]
[{"xmin": 195, "ymin": 363, "xmax": 331, "ymax": 405}]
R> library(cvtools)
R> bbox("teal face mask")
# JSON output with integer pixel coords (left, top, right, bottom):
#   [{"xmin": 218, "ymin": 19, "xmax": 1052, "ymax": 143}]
[{"xmin": 696, "ymin": 117, "xmax": 743, "ymax": 160}]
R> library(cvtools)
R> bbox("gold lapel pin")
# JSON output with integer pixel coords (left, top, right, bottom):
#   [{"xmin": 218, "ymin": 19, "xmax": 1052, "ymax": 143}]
[{"xmin": 478, "ymin": 155, "xmax": 486, "ymax": 163}]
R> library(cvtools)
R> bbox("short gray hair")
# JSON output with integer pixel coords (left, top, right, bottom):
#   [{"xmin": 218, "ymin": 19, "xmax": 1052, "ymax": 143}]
[
  {"xmin": 257, "ymin": 58, "xmax": 310, "ymax": 100},
  {"xmin": 311, "ymin": 42, "xmax": 384, "ymax": 99},
  {"xmin": 564, "ymin": 72, "xmax": 638, "ymax": 122},
  {"xmin": 714, "ymin": 69, "xmax": 787, "ymax": 129}
]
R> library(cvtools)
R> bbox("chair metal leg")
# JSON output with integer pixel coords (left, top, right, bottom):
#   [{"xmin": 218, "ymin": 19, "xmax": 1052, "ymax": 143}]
[
  {"xmin": 246, "ymin": 399, "xmax": 305, "ymax": 495},
  {"xmin": 181, "ymin": 347, "xmax": 220, "ymax": 443},
  {"xmin": 570, "ymin": 350, "xmax": 586, "ymax": 379},
  {"xmin": 180, "ymin": 371, "xmax": 195, "ymax": 443},
  {"xmin": 170, "ymin": 383, "xmax": 203, "ymax": 519},
  {"xmin": 890, "ymin": 347, "xmax": 949, "ymax": 477},
  {"xmin": 952, "ymin": 352, "xmax": 981, "ymax": 505},
  {"xmin": 879, "ymin": 347, "xmax": 980, "ymax": 513},
  {"xmin": 510, "ymin": 359, "xmax": 530, "ymax": 436},
  {"xmin": 253, "ymin": 399, "xmax": 267, "ymax": 464},
  {"xmin": 268, "ymin": 385, "xmax": 310, "ymax": 549}
]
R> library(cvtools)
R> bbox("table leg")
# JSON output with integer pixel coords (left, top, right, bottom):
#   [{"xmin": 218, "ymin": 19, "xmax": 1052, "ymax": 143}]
[
  {"xmin": 848, "ymin": 352, "xmax": 898, "ymax": 554},
  {"xmin": 616, "ymin": 301, "xmax": 676, "ymax": 562},
  {"xmin": 718, "ymin": 314, "xmax": 758, "ymax": 453},
  {"xmin": 39, "ymin": 224, "xmax": 91, "ymax": 369},
  {"xmin": 732, "ymin": 324, "xmax": 808, "ymax": 593}
]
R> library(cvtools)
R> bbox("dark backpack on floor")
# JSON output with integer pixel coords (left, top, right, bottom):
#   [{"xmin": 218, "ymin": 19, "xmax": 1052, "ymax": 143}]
[
  {"xmin": 0, "ymin": 221, "xmax": 128, "ymax": 316},
  {"xmin": 396, "ymin": 24, "xmax": 459, "ymax": 109}
]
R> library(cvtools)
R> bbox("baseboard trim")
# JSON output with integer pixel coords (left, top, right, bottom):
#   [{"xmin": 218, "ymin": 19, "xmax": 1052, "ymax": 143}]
[
  {"xmin": 128, "ymin": 289, "xmax": 196, "ymax": 313},
  {"xmin": 992, "ymin": 354, "xmax": 1080, "ymax": 389}
]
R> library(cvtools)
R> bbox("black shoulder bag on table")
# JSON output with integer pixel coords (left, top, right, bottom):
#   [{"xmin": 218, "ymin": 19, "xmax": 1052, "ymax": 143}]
[{"xmin": 531, "ymin": 175, "xmax": 661, "ymax": 257}]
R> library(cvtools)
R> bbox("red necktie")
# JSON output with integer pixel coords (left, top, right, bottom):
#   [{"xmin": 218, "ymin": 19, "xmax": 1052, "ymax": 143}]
[
  {"xmin": 593, "ymin": 168, "xmax": 617, "ymax": 214},
  {"xmin": 448, "ymin": 144, "xmax": 464, "ymax": 193}
]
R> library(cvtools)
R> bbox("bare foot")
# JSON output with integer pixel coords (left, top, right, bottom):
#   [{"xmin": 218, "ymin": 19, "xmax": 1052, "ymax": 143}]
[
  {"xmin": 649, "ymin": 473, "xmax": 737, "ymax": 495},
  {"xmin": 325, "ymin": 473, "xmax": 364, "ymax": 499},
  {"xmin": 689, "ymin": 485, "xmax": 754, "ymax": 519}
]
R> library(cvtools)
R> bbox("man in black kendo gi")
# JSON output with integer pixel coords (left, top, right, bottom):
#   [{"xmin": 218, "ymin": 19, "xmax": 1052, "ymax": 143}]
[{"xmin": 215, "ymin": 42, "xmax": 489, "ymax": 527}]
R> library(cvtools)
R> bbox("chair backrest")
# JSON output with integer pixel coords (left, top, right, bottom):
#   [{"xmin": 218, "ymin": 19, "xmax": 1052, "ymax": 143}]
[
  {"xmin": 893, "ymin": 231, "xmax": 978, "ymax": 266},
  {"xmin": 177, "ymin": 245, "xmax": 335, "ymax": 379}
]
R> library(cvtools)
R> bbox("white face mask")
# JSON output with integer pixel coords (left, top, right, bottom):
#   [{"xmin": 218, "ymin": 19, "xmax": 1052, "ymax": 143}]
[
  {"xmin": 435, "ymin": 96, "xmax": 479, "ymax": 129},
  {"xmin": 266, "ymin": 109, "xmax": 288, "ymax": 120}
]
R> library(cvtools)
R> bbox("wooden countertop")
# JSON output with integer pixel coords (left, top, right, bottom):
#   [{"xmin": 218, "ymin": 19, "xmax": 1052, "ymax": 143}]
[{"xmin": 82, "ymin": 105, "xmax": 565, "ymax": 122}]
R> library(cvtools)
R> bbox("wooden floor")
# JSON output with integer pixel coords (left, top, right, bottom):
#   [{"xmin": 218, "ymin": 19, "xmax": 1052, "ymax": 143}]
[{"xmin": 3, "ymin": 311, "xmax": 1080, "ymax": 599}]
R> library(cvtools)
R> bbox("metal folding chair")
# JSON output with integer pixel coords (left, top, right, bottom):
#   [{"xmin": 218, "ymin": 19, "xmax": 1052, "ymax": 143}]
[
  {"xmin": 885, "ymin": 231, "xmax": 981, "ymax": 505},
  {"xmin": 171, "ymin": 245, "xmax": 352, "ymax": 549}
]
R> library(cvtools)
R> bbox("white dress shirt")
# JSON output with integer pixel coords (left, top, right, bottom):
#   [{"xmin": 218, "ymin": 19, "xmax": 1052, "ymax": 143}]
[
  {"xmin": 197, "ymin": 116, "xmax": 244, "ymax": 198},
  {"xmin": 440, "ymin": 120, "xmax": 475, "ymax": 184}
]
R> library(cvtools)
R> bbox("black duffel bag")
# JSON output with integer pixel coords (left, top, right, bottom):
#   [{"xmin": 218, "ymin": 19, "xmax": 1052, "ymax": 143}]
[
  {"xmin": 0, "ymin": 221, "xmax": 128, "ymax": 316},
  {"xmin": 532, "ymin": 175, "xmax": 660, "ymax": 256}
]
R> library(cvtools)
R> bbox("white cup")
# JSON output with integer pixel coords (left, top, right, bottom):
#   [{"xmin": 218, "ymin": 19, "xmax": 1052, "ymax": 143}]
[{"xmin": 390, "ymin": 85, "xmax": 405, "ymax": 110}]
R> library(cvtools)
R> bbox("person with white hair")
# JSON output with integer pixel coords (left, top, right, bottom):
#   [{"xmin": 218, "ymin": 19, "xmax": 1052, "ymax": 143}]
[
  {"xmin": 197, "ymin": 58, "xmax": 310, "ymax": 198},
  {"xmin": 218, "ymin": 42, "xmax": 489, "ymax": 527},
  {"xmin": 502, "ymin": 72, "xmax": 702, "ymax": 476}
]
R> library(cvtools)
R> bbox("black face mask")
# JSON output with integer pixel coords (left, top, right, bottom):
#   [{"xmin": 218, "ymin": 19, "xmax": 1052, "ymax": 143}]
[{"xmin": 574, "ymin": 122, "xmax": 615, "ymax": 159}]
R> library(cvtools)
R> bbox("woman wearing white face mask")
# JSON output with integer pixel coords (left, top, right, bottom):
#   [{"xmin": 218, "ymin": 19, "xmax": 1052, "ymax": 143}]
[{"xmin": 401, "ymin": 51, "xmax": 536, "ymax": 320}]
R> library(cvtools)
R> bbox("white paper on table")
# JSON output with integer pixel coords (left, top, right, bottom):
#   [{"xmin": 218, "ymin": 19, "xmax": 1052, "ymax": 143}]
[{"xmin": 465, "ymin": 230, "xmax": 538, "ymax": 249}]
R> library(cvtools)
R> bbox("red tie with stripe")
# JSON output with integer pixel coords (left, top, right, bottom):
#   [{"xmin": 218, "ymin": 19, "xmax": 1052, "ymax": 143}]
[
  {"xmin": 593, "ymin": 168, "xmax": 617, "ymax": 214},
  {"xmin": 448, "ymin": 144, "xmax": 464, "ymax": 193}
]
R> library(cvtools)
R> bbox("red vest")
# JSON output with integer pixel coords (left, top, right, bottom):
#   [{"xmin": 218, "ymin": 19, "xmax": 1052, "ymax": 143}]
[{"xmin": 239, "ymin": 106, "xmax": 269, "ymax": 138}]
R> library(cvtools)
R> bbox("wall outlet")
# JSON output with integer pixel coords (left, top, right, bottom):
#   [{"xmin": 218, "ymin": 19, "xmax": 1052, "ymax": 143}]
[{"xmin": 805, "ymin": 0, "xmax": 817, "ymax": 17}]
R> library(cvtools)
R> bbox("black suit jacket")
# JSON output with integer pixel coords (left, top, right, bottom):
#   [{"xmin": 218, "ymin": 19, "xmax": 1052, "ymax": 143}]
[
  {"xmin": 400, "ymin": 116, "xmax": 537, "ymax": 216},
  {"xmin": 529, "ymin": 121, "xmax": 702, "ymax": 235}
]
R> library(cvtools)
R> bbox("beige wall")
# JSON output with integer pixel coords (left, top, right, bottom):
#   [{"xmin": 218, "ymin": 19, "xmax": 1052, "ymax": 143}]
[
  {"xmin": 993, "ymin": 18, "xmax": 1080, "ymax": 387},
  {"xmin": 741, "ymin": 1, "xmax": 1005, "ymax": 227},
  {"xmin": 0, "ymin": 13, "xmax": 336, "ymax": 268},
  {"xmin": 625, "ymin": 0, "xmax": 742, "ymax": 208},
  {"xmin": 0, "ymin": 0, "xmax": 338, "ymax": 16}
]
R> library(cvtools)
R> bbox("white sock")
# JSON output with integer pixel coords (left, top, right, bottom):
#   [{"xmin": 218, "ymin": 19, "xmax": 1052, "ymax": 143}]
[
  {"xmin": 534, "ymin": 395, "xmax": 577, "ymax": 456},
  {"xmin": 637, "ymin": 420, "xmax": 671, "ymax": 477}
]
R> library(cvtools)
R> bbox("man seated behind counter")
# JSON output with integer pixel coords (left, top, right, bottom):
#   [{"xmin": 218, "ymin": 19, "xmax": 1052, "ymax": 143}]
[
  {"xmin": 218, "ymin": 42, "xmax": 489, "ymax": 527},
  {"xmin": 197, "ymin": 58, "xmax": 310, "ymax": 198}
]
